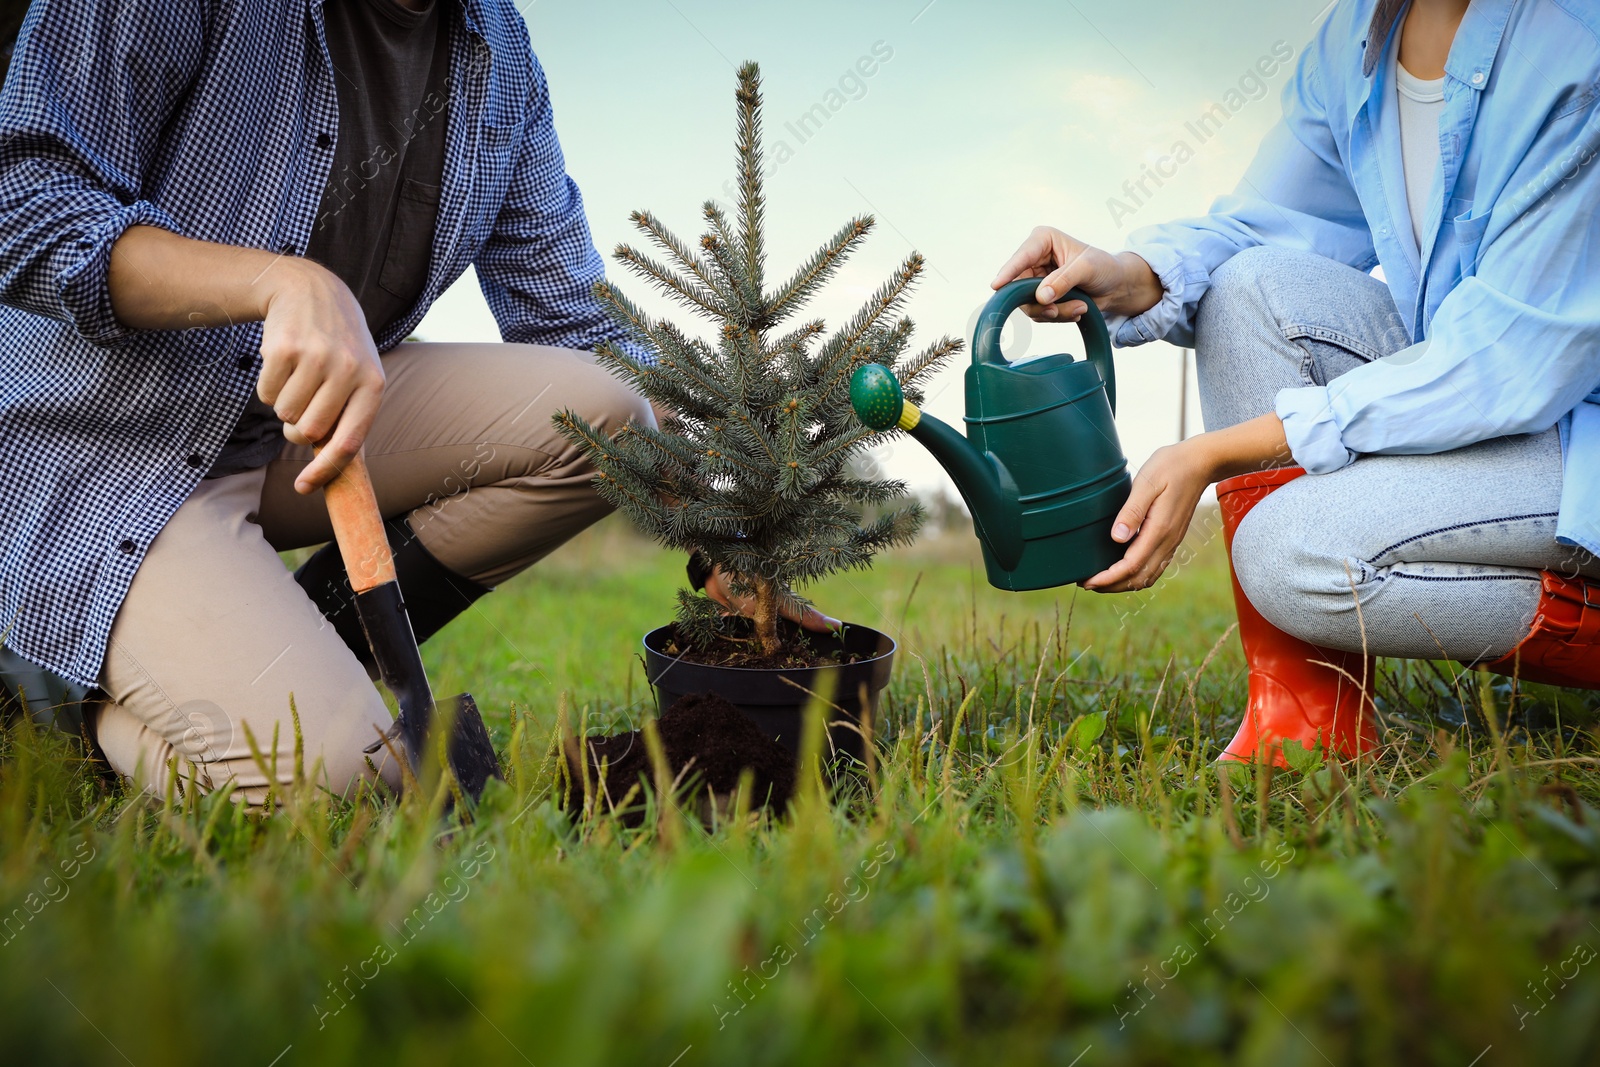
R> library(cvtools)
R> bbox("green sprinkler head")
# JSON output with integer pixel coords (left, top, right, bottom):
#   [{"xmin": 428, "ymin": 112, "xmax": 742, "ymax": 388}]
[{"xmin": 850, "ymin": 363, "xmax": 920, "ymax": 432}]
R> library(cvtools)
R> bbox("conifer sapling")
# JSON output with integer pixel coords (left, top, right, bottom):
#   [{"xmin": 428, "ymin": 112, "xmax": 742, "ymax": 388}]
[{"xmin": 554, "ymin": 62, "xmax": 959, "ymax": 661}]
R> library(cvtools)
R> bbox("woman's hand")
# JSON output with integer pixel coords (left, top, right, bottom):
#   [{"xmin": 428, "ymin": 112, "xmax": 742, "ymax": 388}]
[
  {"xmin": 991, "ymin": 226, "xmax": 1164, "ymax": 323},
  {"xmin": 1083, "ymin": 413, "xmax": 1296, "ymax": 594},
  {"xmin": 1082, "ymin": 440, "xmax": 1214, "ymax": 593},
  {"xmin": 703, "ymin": 566, "xmax": 842, "ymax": 634}
]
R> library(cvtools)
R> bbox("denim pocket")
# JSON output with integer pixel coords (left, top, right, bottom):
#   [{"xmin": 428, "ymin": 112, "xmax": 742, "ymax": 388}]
[{"xmin": 1450, "ymin": 196, "xmax": 1490, "ymax": 279}]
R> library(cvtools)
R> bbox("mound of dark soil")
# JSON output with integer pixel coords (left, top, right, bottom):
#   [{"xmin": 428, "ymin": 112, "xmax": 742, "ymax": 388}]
[{"xmin": 566, "ymin": 692, "xmax": 795, "ymax": 819}]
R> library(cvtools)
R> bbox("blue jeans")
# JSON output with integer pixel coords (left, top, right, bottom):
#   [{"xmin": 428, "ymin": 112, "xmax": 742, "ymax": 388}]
[{"xmin": 1195, "ymin": 246, "xmax": 1600, "ymax": 663}]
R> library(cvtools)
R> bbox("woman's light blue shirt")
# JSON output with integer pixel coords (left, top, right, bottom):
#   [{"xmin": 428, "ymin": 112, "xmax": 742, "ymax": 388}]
[{"xmin": 1117, "ymin": 0, "xmax": 1600, "ymax": 556}]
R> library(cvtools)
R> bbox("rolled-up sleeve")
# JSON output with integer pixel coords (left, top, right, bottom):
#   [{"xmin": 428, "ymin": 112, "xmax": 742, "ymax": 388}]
[
  {"xmin": 1275, "ymin": 381, "xmax": 1358, "ymax": 473},
  {"xmin": 1114, "ymin": 29, "xmax": 1376, "ymax": 349},
  {"xmin": 0, "ymin": 0, "xmax": 203, "ymax": 346},
  {"xmin": 46, "ymin": 193, "xmax": 183, "ymax": 346}
]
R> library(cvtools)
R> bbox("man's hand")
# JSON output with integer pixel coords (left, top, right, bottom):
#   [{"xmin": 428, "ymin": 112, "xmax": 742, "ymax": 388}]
[
  {"xmin": 257, "ymin": 261, "xmax": 385, "ymax": 494},
  {"xmin": 107, "ymin": 226, "xmax": 385, "ymax": 494},
  {"xmin": 703, "ymin": 566, "xmax": 842, "ymax": 634},
  {"xmin": 991, "ymin": 226, "xmax": 1164, "ymax": 323}
]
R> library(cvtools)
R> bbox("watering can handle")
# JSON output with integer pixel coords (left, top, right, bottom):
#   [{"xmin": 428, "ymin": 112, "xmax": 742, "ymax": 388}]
[{"xmin": 973, "ymin": 278, "xmax": 1117, "ymax": 414}]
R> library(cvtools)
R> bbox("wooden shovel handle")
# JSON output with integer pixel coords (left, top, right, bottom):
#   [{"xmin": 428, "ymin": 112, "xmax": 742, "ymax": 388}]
[{"xmin": 320, "ymin": 449, "xmax": 396, "ymax": 593}]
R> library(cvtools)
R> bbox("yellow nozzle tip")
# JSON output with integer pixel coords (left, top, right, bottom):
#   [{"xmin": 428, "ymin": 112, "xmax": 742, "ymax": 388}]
[{"xmin": 898, "ymin": 402, "xmax": 921, "ymax": 431}]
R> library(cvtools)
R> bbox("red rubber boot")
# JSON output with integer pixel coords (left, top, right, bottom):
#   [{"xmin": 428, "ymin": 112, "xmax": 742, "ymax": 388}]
[
  {"xmin": 1216, "ymin": 468, "xmax": 1379, "ymax": 766},
  {"xmin": 1475, "ymin": 572, "xmax": 1600, "ymax": 688}
]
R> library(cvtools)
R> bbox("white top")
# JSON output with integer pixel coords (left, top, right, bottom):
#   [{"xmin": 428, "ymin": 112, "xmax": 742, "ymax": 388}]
[{"xmin": 1394, "ymin": 58, "xmax": 1447, "ymax": 251}]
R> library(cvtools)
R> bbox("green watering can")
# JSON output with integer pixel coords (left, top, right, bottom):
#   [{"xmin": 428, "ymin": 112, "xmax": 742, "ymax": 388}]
[{"xmin": 850, "ymin": 279, "xmax": 1132, "ymax": 592}]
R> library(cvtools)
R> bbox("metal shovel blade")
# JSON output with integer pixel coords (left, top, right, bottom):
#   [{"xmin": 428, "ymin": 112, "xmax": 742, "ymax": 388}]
[
  {"xmin": 434, "ymin": 692, "xmax": 500, "ymax": 803},
  {"xmin": 354, "ymin": 581, "xmax": 503, "ymax": 803}
]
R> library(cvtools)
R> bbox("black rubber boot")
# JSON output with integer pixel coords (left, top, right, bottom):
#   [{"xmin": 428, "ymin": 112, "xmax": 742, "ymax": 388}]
[{"xmin": 294, "ymin": 517, "xmax": 490, "ymax": 668}]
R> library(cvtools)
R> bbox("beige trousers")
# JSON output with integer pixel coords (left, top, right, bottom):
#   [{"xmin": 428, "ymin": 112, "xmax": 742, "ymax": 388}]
[{"xmin": 90, "ymin": 342, "xmax": 650, "ymax": 805}]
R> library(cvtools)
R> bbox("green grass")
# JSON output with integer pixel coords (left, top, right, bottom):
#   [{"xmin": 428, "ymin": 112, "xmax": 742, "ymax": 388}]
[
  {"xmin": 4, "ymin": 515, "xmax": 1600, "ymax": 1066},
  {"xmin": 426, "ymin": 513, "xmax": 1241, "ymax": 731}
]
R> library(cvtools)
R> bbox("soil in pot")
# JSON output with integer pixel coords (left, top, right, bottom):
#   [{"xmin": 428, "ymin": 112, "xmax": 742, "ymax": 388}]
[
  {"xmin": 661, "ymin": 616, "xmax": 869, "ymax": 670},
  {"xmin": 566, "ymin": 692, "xmax": 796, "ymax": 822}
]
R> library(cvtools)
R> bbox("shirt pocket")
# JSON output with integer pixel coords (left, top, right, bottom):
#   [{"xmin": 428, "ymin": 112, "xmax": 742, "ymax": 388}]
[
  {"xmin": 378, "ymin": 178, "xmax": 442, "ymax": 299},
  {"xmin": 471, "ymin": 117, "xmax": 525, "ymax": 231},
  {"xmin": 1449, "ymin": 196, "xmax": 1491, "ymax": 280},
  {"xmin": 479, "ymin": 115, "xmax": 525, "ymax": 168}
]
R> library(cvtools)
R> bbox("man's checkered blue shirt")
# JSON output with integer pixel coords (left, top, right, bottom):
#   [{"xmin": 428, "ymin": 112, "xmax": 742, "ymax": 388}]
[{"xmin": 0, "ymin": 0, "xmax": 631, "ymax": 686}]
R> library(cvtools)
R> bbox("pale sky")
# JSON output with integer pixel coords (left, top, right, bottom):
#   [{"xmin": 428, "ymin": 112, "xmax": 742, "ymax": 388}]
[{"xmin": 418, "ymin": 0, "xmax": 1344, "ymax": 495}]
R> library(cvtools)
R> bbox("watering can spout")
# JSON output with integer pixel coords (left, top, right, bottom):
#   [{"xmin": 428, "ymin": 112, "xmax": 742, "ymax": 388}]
[{"xmin": 849, "ymin": 365, "xmax": 1025, "ymax": 570}]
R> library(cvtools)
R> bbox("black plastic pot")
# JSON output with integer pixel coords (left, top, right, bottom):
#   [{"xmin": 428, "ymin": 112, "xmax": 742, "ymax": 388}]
[{"xmin": 642, "ymin": 623, "xmax": 896, "ymax": 763}]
